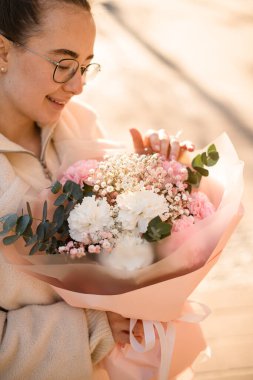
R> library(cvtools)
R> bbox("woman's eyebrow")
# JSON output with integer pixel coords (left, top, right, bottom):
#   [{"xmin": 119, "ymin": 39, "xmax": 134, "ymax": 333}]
[{"xmin": 49, "ymin": 48, "xmax": 94, "ymax": 61}]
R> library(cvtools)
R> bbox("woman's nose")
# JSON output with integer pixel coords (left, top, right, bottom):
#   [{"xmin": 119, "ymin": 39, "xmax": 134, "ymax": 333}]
[{"xmin": 62, "ymin": 70, "xmax": 84, "ymax": 95}]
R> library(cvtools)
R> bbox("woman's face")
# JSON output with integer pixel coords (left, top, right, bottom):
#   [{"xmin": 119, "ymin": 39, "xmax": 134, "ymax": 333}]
[{"xmin": 3, "ymin": 3, "xmax": 96, "ymax": 126}]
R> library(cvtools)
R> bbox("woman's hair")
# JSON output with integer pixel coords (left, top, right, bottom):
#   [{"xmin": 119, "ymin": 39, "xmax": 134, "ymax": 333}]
[{"xmin": 0, "ymin": 0, "xmax": 91, "ymax": 43}]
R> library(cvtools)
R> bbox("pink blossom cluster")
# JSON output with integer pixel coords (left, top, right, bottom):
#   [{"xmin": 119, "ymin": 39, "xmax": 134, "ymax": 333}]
[
  {"xmin": 60, "ymin": 159, "xmax": 98, "ymax": 186},
  {"xmin": 58, "ymin": 231, "xmax": 116, "ymax": 257}
]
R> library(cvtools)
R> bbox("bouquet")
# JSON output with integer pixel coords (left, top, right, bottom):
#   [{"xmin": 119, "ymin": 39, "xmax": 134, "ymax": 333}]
[{"xmin": 1, "ymin": 133, "xmax": 244, "ymax": 380}]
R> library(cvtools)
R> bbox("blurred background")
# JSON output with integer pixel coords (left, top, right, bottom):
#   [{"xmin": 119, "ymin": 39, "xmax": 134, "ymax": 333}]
[{"xmin": 81, "ymin": 1, "xmax": 253, "ymax": 378}]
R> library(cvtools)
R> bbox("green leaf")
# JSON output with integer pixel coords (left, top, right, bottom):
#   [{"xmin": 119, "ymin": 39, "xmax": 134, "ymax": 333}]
[
  {"xmin": 36, "ymin": 223, "xmax": 46, "ymax": 241},
  {"xmin": 54, "ymin": 193, "xmax": 68, "ymax": 206},
  {"xmin": 42, "ymin": 201, "xmax": 47, "ymax": 222},
  {"xmin": 16, "ymin": 215, "xmax": 31, "ymax": 235},
  {"xmin": 25, "ymin": 234, "xmax": 38, "ymax": 247},
  {"xmin": 51, "ymin": 181, "xmax": 62, "ymax": 194},
  {"xmin": 201, "ymin": 152, "xmax": 208, "ymax": 165},
  {"xmin": 38, "ymin": 242, "xmax": 47, "ymax": 252},
  {"xmin": 29, "ymin": 242, "xmax": 40, "ymax": 255},
  {"xmin": 2, "ymin": 214, "xmax": 18, "ymax": 233},
  {"xmin": 53, "ymin": 206, "xmax": 65, "ymax": 229},
  {"xmin": 207, "ymin": 144, "xmax": 217, "ymax": 154},
  {"xmin": 64, "ymin": 200, "xmax": 75, "ymax": 217},
  {"xmin": 58, "ymin": 220, "xmax": 69, "ymax": 240},
  {"xmin": 63, "ymin": 180, "xmax": 74, "ymax": 194},
  {"xmin": 186, "ymin": 168, "xmax": 201, "ymax": 187},
  {"xmin": 71, "ymin": 183, "xmax": 84, "ymax": 201},
  {"xmin": 44, "ymin": 223, "xmax": 58, "ymax": 240},
  {"xmin": 26, "ymin": 202, "xmax": 33, "ymax": 219},
  {"xmin": 143, "ymin": 216, "xmax": 172, "ymax": 242},
  {"xmin": 194, "ymin": 166, "xmax": 209, "ymax": 176},
  {"xmin": 83, "ymin": 184, "xmax": 94, "ymax": 197},
  {"xmin": 3, "ymin": 234, "xmax": 20, "ymax": 245},
  {"xmin": 192, "ymin": 154, "xmax": 203, "ymax": 170}
]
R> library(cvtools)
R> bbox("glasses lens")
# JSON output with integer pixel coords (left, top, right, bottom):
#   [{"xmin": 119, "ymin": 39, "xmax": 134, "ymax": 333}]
[
  {"xmin": 82, "ymin": 63, "xmax": 101, "ymax": 84},
  {"xmin": 54, "ymin": 59, "xmax": 79, "ymax": 83}
]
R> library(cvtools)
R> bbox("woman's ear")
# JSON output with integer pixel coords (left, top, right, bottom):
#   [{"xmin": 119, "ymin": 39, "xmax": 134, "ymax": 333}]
[{"xmin": 0, "ymin": 35, "xmax": 11, "ymax": 66}]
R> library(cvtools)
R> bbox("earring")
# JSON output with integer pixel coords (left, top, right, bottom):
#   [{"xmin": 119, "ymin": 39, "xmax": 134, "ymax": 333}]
[{"xmin": 1, "ymin": 67, "xmax": 7, "ymax": 73}]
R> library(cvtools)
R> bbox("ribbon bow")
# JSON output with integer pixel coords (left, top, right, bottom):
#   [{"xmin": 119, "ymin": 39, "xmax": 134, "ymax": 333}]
[{"xmin": 129, "ymin": 301, "xmax": 211, "ymax": 380}]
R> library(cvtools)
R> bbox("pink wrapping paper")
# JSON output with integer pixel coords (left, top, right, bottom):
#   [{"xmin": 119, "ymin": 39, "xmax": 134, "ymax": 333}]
[{"xmin": 3, "ymin": 133, "xmax": 244, "ymax": 379}]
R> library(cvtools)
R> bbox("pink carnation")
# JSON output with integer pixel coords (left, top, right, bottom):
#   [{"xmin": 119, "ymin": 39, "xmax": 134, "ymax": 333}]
[
  {"xmin": 162, "ymin": 160, "xmax": 188, "ymax": 184},
  {"xmin": 189, "ymin": 192, "xmax": 215, "ymax": 220},
  {"xmin": 61, "ymin": 160, "xmax": 98, "ymax": 186},
  {"xmin": 172, "ymin": 215, "xmax": 195, "ymax": 232}
]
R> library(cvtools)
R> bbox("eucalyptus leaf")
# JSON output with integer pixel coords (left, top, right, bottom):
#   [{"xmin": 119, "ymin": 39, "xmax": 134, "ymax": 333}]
[
  {"xmin": 3, "ymin": 234, "xmax": 20, "ymax": 245},
  {"xmin": 64, "ymin": 200, "xmax": 75, "ymax": 217},
  {"xmin": 207, "ymin": 144, "xmax": 217, "ymax": 154},
  {"xmin": 192, "ymin": 154, "xmax": 203, "ymax": 170},
  {"xmin": 26, "ymin": 202, "xmax": 33, "ymax": 219},
  {"xmin": 83, "ymin": 184, "xmax": 94, "ymax": 197},
  {"xmin": 201, "ymin": 152, "xmax": 208, "ymax": 165},
  {"xmin": 143, "ymin": 216, "xmax": 172, "ymax": 242},
  {"xmin": 63, "ymin": 180, "xmax": 74, "ymax": 194},
  {"xmin": 42, "ymin": 201, "xmax": 48, "ymax": 222},
  {"xmin": 38, "ymin": 242, "xmax": 48, "ymax": 252},
  {"xmin": 54, "ymin": 193, "xmax": 68, "ymax": 206},
  {"xmin": 2, "ymin": 214, "xmax": 18, "ymax": 233},
  {"xmin": 36, "ymin": 222, "xmax": 46, "ymax": 241},
  {"xmin": 29, "ymin": 242, "xmax": 40, "ymax": 255},
  {"xmin": 194, "ymin": 166, "xmax": 209, "ymax": 177},
  {"xmin": 25, "ymin": 234, "xmax": 38, "ymax": 247},
  {"xmin": 51, "ymin": 180, "xmax": 62, "ymax": 194},
  {"xmin": 186, "ymin": 168, "xmax": 201, "ymax": 187},
  {"xmin": 45, "ymin": 223, "xmax": 58, "ymax": 240},
  {"xmin": 53, "ymin": 206, "xmax": 65, "ymax": 229},
  {"xmin": 71, "ymin": 183, "xmax": 84, "ymax": 201},
  {"xmin": 16, "ymin": 215, "xmax": 31, "ymax": 235}
]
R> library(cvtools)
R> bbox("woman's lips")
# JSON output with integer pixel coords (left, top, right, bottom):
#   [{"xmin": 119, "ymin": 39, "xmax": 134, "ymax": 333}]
[{"xmin": 46, "ymin": 95, "xmax": 68, "ymax": 108}]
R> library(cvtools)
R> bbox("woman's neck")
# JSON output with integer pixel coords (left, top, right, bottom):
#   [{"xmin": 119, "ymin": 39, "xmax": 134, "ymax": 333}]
[{"xmin": 0, "ymin": 103, "xmax": 42, "ymax": 157}]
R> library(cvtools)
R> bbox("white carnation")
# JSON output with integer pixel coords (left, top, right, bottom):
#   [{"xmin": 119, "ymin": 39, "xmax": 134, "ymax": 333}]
[
  {"xmin": 68, "ymin": 196, "xmax": 114, "ymax": 242},
  {"xmin": 116, "ymin": 190, "xmax": 169, "ymax": 233},
  {"xmin": 101, "ymin": 232, "xmax": 154, "ymax": 271}
]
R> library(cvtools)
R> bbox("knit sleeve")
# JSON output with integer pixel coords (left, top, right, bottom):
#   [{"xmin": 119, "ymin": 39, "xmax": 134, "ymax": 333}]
[
  {"xmin": 0, "ymin": 303, "xmax": 114, "ymax": 380},
  {"xmin": 86, "ymin": 309, "xmax": 115, "ymax": 365}
]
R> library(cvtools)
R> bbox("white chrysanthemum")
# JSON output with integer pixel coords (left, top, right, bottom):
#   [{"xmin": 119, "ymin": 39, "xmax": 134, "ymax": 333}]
[
  {"xmin": 101, "ymin": 232, "xmax": 154, "ymax": 271},
  {"xmin": 68, "ymin": 196, "xmax": 114, "ymax": 242},
  {"xmin": 116, "ymin": 190, "xmax": 169, "ymax": 233}
]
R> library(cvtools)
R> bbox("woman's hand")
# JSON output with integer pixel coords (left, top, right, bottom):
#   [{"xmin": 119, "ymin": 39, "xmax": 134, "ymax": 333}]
[
  {"xmin": 130, "ymin": 128, "xmax": 194, "ymax": 160},
  {"xmin": 107, "ymin": 311, "xmax": 143, "ymax": 346}
]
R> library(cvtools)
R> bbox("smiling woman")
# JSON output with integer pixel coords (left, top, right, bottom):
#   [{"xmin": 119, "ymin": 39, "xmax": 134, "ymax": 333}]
[{"xmin": 0, "ymin": 1, "xmax": 194, "ymax": 379}]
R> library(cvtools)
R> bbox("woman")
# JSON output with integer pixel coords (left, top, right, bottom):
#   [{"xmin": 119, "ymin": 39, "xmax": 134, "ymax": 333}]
[{"xmin": 0, "ymin": 1, "xmax": 191, "ymax": 379}]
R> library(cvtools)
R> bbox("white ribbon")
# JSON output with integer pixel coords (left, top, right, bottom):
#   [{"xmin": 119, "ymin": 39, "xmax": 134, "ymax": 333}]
[{"xmin": 129, "ymin": 301, "xmax": 211, "ymax": 380}]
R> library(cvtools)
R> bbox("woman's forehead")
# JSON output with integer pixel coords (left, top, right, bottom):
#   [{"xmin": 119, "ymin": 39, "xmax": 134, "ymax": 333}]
[
  {"xmin": 31, "ymin": 5, "xmax": 95, "ymax": 56},
  {"xmin": 36, "ymin": 5, "xmax": 95, "ymax": 42}
]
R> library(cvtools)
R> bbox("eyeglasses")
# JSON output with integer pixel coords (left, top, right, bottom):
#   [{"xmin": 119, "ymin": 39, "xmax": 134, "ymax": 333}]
[{"xmin": 6, "ymin": 36, "xmax": 101, "ymax": 84}]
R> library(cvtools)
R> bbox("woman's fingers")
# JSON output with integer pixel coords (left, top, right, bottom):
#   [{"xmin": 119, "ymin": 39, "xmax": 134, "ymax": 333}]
[
  {"xmin": 107, "ymin": 312, "xmax": 144, "ymax": 346},
  {"xmin": 130, "ymin": 128, "xmax": 145, "ymax": 154},
  {"xmin": 180, "ymin": 140, "xmax": 195, "ymax": 152},
  {"xmin": 169, "ymin": 136, "xmax": 181, "ymax": 160},
  {"xmin": 130, "ymin": 128, "xmax": 194, "ymax": 159},
  {"xmin": 107, "ymin": 311, "xmax": 130, "ymax": 345}
]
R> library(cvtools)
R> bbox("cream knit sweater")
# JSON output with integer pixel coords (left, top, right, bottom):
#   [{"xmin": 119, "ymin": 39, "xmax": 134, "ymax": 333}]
[{"xmin": 0, "ymin": 100, "xmax": 119, "ymax": 380}]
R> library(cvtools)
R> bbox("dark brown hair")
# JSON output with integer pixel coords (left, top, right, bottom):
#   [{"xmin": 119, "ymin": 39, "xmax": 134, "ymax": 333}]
[{"xmin": 0, "ymin": 0, "xmax": 91, "ymax": 43}]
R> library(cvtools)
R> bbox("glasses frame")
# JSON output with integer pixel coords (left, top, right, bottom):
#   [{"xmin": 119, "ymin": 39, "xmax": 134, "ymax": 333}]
[{"xmin": 3, "ymin": 35, "xmax": 101, "ymax": 84}]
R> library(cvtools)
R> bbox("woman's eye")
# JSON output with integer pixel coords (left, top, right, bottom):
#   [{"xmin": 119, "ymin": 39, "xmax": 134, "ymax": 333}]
[{"xmin": 58, "ymin": 64, "xmax": 70, "ymax": 71}]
